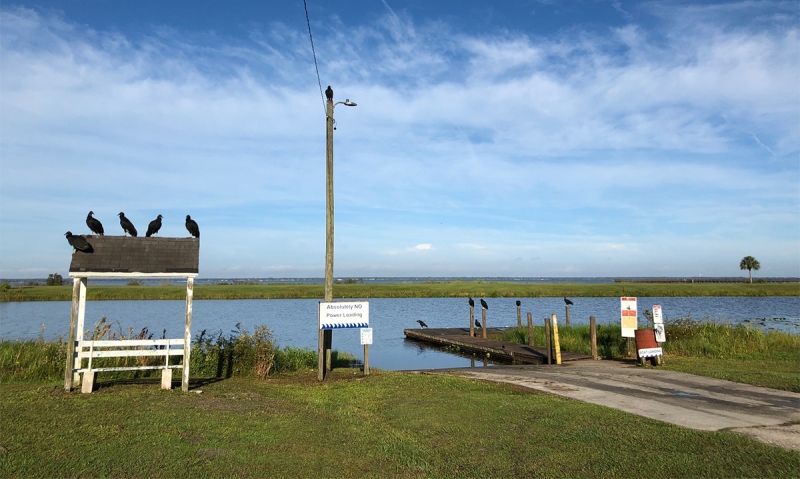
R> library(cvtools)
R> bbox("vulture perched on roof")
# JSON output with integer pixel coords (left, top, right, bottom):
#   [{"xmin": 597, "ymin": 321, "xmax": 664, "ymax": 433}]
[
  {"xmin": 65, "ymin": 231, "xmax": 93, "ymax": 253},
  {"xmin": 146, "ymin": 215, "xmax": 163, "ymax": 237},
  {"xmin": 185, "ymin": 215, "xmax": 200, "ymax": 238},
  {"xmin": 118, "ymin": 212, "xmax": 137, "ymax": 237},
  {"xmin": 86, "ymin": 211, "xmax": 104, "ymax": 235}
]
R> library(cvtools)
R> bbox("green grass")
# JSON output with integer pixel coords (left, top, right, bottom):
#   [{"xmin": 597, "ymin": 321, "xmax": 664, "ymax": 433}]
[
  {"xmin": 1, "ymin": 372, "xmax": 798, "ymax": 478},
  {"xmin": 2, "ymin": 280, "xmax": 798, "ymax": 301}
]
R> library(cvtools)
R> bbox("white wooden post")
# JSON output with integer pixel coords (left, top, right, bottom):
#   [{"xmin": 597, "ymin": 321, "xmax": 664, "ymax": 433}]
[
  {"xmin": 74, "ymin": 277, "xmax": 87, "ymax": 385},
  {"xmin": 64, "ymin": 278, "xmax": 80, "ymax": 391},
  {"xmin": 182, "ymin": 277, "xmax": 193, "ymax": 392}
]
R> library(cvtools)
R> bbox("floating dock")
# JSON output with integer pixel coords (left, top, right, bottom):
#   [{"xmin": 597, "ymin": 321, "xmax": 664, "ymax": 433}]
[{"xmin": 403, "ymin": 328, "xmax": 592, "ymax": 365}]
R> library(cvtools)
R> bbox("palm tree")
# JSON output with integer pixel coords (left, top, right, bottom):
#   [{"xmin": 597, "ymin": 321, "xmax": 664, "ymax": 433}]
[{"xmin": 739, "ymin": 256, "xmax": 761, "ymax": 283}]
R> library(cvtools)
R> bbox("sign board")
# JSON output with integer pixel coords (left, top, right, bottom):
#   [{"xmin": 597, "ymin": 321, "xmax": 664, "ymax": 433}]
[
  {"xmin": 319, "ymin": 301, "xmax": 369, "ymax": 329},
  {"xmin": 637, "ymin": 347, "xmax": 663, "ymax": 358},
  {"xmin": 652, "ymin": 305, "xmax": 666, "ymax": 342},
  {"xmin": 620, "ymin": 297, "xmax": 637, "ymax": 338},
  {"xmin": 360, "ymin": 328, "xmax": 373, "ymax": 345}
]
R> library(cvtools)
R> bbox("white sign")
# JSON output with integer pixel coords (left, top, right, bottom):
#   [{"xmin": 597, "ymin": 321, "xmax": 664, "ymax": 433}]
[
  {"xmin": 637, "ymin": 347, "xmax": 663, "ymax": 358},
  {"xmin": 652, "ymin": 305, "xmax": 663, "ymax": 324},
  {"xmin": 319, "ymin": 301, "xmax": 369, "ymax": 329},
  {"xmin": 360, "ymin": 328, "xmax": 373, "ymax": 345},
  {"xmin": 620, "ymin": 297, "xmax": 637, "ymax": 338},
  {"xmin": 654, "ymin": 323, "xmax": 666, "ymax": 343}
]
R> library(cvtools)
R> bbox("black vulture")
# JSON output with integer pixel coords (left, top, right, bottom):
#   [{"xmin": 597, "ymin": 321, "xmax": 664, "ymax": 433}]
[
  {"xmin": 86, "ymin": 211, "xmax": 104, "ymax": 235},
  {"xmin": 65, "ymin": 231, "xmax": 92, "ymax": 253},
  {"xmin": 474, "ymin": 319, "xmax": 482, "ymax": 329},
  {"xmin": 480, "ymin": 298, "xmax": 488, "ymax": 310},
  {"xmin": 185, "ymin": 215, "xmax": 200, "ymax": 238},
  {"xmin": 468, "ymin": 297, "xmax": 475, "ymax": 308},
  {"xmin": 564, "ymin": 296, "xmax": 574, "ymax": 306},
  {"xmin": 118, "ymin": 212, "xmax": 137, "ymax": 237},
  {"xmin": 416, "ymin": 319, "xmax": 428, "ymax": 328},
  {"xmin": 325, "ymin": 85, "xmax": 333, "ymax": 101},
  {"xmin": 146, "ymin": 215, "xmax": 163, "ymax": 237},
  {"xmin": 516, "ymin": 300, "xmax": 521, "ymax": 307}
]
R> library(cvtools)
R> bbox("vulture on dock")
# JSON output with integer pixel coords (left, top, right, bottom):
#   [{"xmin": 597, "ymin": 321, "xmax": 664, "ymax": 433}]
[
  {"xmin": 146, "ymin": 215, "xmax": 163, "ymax": 237},
  {"xmin": 474, "ymin": 319, "xmax": 482, "ymax": 329},
  {"xmin": 185, "ymin": 215, "xmax": 200, "ymax": 238},
  {"xmin": 65, "ymin": 231, "xmax": 93, "ymax": 253},
  {"xmin": 118, "ymin": 212, "xmax": 138, "ymax": 237},
  {"xmin": 86, "ymin": 211, "xmax": 104, "ymax": 235},
  {"xmin": 416, "ymin": 320, "xmax": 428, "ymax": 328}
]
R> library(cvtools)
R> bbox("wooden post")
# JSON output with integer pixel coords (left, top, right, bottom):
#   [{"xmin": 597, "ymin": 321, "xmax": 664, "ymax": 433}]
[
  {"xmin": 317, "ymin": 329, "xmax": 325, "ymax": 381},
  {"xmin": 481, "ymin": 308, "xmax": 487, "ymax": 339},
  {"xmin": 590, "ymin": 315, "xmax": 597, "ymax": 360},
  {"xmin": 527, "ymin": 312, "xmax": 534, "ymax": 347},
  {"xmin": 324, "ymin": 329, "xmax": 333, "ymax": 372},
  {"xmin": 73, "ymin": 277, "xmax": 87, "ymax": 386},
  {"xmin": 544, "ymin": 317, "xmax": 551, "ymax": 365},
  {"xmin": 364, "ymin": 344, "xmax": 370, "ymax": 376},
  {"xmin": 64, "ymin": 278, "xmax": 81, "ymax": 391},
  {"xmin": 565, "ymin": 306, "xmax": 570, "ymax": 326},
  {"xmin": 517, "ymin": 306, "xmax": 522, "ymax": 328},
  {"xmin": 551, "ymin": 313, "xmax": 561, "ymax": 365},
  {"xmin": 469, "ymin": 306, "xmax": 475, "ymax": 337},
  {"xmin": 182, "ymin": 277, "xmax": 194, "ymax": 392}
]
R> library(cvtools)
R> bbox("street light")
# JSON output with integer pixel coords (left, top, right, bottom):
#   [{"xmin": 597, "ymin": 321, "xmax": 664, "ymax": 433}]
[{"xmin": 320, "ymin": 87, "xmax": 356, "ymax": 380}]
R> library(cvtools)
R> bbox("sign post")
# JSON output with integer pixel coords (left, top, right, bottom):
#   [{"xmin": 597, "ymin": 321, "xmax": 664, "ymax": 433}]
[
  {"xmin": 318, "ymin": 301, "xmax": 370, "ymax": 377},
  {"xmin": 653, "ymin": 305, "xmax": 666, "ymax": 343},
  {"xmin": 360, "ymin": 327, "xmax": 372, "ymax": 376}
]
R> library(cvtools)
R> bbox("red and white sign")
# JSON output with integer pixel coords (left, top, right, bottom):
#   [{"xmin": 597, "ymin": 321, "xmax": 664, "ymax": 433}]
[{"xmin": 620, "ymin": 297, "xmax": 637, "ymax": 338}]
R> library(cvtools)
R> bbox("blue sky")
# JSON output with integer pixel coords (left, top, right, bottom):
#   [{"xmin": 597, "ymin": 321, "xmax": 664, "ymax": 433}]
[{"xmin": 1, "ymin": 1, "xmax": 798, "ymax": 278}]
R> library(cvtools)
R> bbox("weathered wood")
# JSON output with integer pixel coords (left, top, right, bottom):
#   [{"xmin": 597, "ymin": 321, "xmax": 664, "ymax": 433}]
[
  {"xmin": 565, "ymin": 305, "xmax": 571, "ymax": 326},
  {"xmin": 552, "ymin": 314, "xmax": 562, "ymax": 365},
  {"xmin": 517, "ymin": 306, "xmax": 522, "ymax": 328},
  {"xmin": 324, "ymin": 329, "xmax": 333, "ymax": 372},
  {"xmin": 469, "ymin": 306, "xmax": 474, "ymax": 337},
  {"xmin": 182, "ymin": 277, "xmax": 193, "ymax": 392},
  {"xmin": 161, "ymin": 368, "xmax": 173, "ymax": 390},
  {"xmin": 481, "ymin": 309, "xmax": 487, "ymax": 339},
  {"xmin": 590, "ymin": 316, "xmax": 597, "ymax": 360},
  {"xmin": 403, "ymin": 328, "xmax": 591, "ymax": 365},
  {"xmin": 64, "ymin": 278, "xmax": 80, "ymax": 391},
  {"xmin": 318, "ymin": 329, "xmax": 325, "ymax": 381},
  {"xmin": 81, "ymin": 371, "xmax": 95, "ymax": 394},
  {"xmin": 527, "ymin": 312, "xmax": 534, "ymax": 347},
  {"xmin": 364, "ymin": 344, "xmax": 370, "ymax": 376},
  {"xmin": 544, "ymin": 317, "xmax": 552, "ymax": 365}
]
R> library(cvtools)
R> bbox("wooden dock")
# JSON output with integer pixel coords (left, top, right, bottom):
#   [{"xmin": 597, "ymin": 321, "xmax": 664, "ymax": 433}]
[{"xmin": 403, "ymin": 328, "xmax": 592, "ymax": 365}]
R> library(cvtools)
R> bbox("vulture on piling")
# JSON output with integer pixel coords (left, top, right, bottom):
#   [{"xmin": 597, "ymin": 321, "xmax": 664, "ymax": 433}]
[
  {"xmin": 65, "ymin": 231, "xmax": 93, "ymax": 253},
  {"xmin": 185, "ymin": 215, "xmax": 200, "ymax": 238},
  {"xmin": 564, "ymin": 296, "xmax": 574, "ymax": 306},
  {"xmin": 416, "ymin": 320, "xmax": 428, "ymax": 328},
  {"xmin": 468, "ymin": 297, "xmax": 475, "ymax": 308},
  {"xmin": 86, "ymin": 211, "xmax": 104, "ymax": 235},
  {"xmin": 480, "ymin": 298, "xmax": 488, "ymax": 310},
  {"xmin": 118, "ymin": 212, "xmax": 137, "ymax": 237},
  {"xmin": 146, "ymin": 215, "xmax": 163, "ymax": 237},
  {"xmin": 516, "ymin": 300, "xmax": 521, "ymax": 307}
]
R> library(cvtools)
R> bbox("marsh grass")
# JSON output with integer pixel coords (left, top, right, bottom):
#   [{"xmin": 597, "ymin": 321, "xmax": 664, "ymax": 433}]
[
  {"xmin": 2, "ymin": 281, "xmax": 797, "ymax": 301},
  {"xmin": 0, "ymin": 320, "xmax": 356, "ymax": 383}
]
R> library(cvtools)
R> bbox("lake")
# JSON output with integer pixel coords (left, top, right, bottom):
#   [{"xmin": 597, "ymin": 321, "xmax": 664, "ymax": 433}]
[{"xmin": 1, "ymin": 296, "xmax": 798, "ymax": 370}]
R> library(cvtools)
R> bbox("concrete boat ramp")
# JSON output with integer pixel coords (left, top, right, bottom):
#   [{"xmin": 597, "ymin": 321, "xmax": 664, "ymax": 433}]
[{"xmin": 423, "ymin": 361, "xmax": 800, "ymax": 452}]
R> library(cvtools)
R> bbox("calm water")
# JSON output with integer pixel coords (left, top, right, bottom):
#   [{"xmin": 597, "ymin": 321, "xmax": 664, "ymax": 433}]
[{"xmin": 1, "ymin": 297, "xmax": 798, "ymax": 370}]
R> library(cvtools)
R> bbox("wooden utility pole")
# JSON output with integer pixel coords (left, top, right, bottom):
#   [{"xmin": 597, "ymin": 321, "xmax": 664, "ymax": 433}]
[{"xmin": 319, "ymin": 90, "xmax": 335, "ymax": 382}]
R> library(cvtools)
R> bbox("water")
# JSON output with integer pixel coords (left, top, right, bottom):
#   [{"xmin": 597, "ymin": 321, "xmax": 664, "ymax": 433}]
[{"xmin": 1, "ymin": 296, "xmax": 798, "ymax": 370}]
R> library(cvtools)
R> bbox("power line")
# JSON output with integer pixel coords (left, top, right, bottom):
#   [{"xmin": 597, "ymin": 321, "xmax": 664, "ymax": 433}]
[{"xmin": 303, "ymin": 0, "xmax": 326, "ymax": 116}]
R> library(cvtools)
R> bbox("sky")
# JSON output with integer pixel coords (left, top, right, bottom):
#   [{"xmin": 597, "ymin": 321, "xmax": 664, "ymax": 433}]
[{"xmin": 0, "ymin": 1, "xmax": 798, "ymax": 279}]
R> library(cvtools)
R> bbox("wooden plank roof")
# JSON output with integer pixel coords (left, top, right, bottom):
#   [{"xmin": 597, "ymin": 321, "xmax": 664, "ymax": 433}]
[{"xmin": 68, "ymin": 236, "xmax": 199, "ymax": 277}]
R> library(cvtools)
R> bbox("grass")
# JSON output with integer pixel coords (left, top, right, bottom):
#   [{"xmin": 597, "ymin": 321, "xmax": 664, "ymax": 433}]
[
  {"xmin": 1, "ymin": 371, "xmax": 798, "ymax": 478},
  {"xmin": 499, "ymin": 319, "xmax": 800, "ymax": 392},
  {"xmin": 2, "ymin": 280, "xmax": 798, "ymax": 301}
]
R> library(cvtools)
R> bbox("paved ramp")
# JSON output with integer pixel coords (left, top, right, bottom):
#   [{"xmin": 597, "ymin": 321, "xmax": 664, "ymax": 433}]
[{"xmin": 431, "ymin": 360, "xmax": 800, "ymax": 450}]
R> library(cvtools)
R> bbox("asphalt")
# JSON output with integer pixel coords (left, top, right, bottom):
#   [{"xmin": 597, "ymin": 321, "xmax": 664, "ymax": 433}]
[{"xmin": 421, "ymin": 359, "xmax": 800, "ymax": 451}]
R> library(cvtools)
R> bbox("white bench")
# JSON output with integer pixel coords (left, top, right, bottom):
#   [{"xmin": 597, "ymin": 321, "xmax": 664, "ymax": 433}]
[{"xmin": 74, "ymin": 339, "xmax": 186, "ymax": 393}]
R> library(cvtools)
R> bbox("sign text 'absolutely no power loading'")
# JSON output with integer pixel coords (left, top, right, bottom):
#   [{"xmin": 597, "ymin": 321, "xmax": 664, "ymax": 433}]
[{"xmin": 319, "ymin": 301, "xmax": 370, "ymax": 329}]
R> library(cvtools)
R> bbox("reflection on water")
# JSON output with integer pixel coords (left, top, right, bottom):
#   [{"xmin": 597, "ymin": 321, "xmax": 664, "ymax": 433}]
[{"xmin": 1, "ymin": 296, "xmax": 798, "ymax": 371}]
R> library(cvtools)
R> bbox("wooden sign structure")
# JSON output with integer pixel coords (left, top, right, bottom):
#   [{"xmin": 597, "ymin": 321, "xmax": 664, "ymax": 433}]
[{"xmin": 64, "ymin": 236, "xmax": 199, "ymax": 393}]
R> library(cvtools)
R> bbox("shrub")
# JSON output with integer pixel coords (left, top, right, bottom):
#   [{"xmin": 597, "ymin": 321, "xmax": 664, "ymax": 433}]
[{"xmin": 46, "ymin": 273, "xmax": 63, "ymax": 286}]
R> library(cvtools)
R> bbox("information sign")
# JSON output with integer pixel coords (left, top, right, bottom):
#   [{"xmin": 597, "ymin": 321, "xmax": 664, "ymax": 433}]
[
  {"xmin": 620, "ymin": 297, "xmax": 637, "ymax": 338},
  {"xmin": 319, "ymin": 301, "xmax": 369, "ymax": 329},
  {"xmin": 653, "ymin": 305, "xmax": 666, "ymax": 342},
  {"xmin": 360, "ymin": 328, "xmax": 373, "ymax": 345}
]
